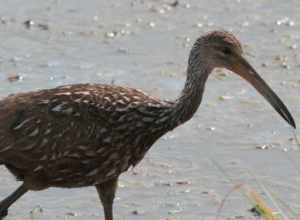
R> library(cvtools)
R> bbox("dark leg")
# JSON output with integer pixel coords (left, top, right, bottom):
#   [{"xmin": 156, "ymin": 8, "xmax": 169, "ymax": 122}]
[
  {"xmin": 95, "ymin": 177, "xmax": 118, "ymax": 220},
  {"xmin": 0, "ymin": 184, "xmax": 28, "ymax": 219}
]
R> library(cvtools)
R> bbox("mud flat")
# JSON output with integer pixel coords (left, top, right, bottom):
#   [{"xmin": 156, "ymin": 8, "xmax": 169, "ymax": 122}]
[{"xmin": 0, "ymin": 0, "xmax": 299, "ymax": 219}]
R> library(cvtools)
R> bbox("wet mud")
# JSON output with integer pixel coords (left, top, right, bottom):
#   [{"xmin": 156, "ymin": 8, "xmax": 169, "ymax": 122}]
[{"xmin": 0, "ymin": 0, "xmax": 299, "ymax": 219}]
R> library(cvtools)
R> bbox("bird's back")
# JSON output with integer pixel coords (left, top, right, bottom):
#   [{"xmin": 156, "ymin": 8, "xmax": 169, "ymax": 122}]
[{"xmin": 0, "ymin": 84, "xmax": 173, "ymax": 189}]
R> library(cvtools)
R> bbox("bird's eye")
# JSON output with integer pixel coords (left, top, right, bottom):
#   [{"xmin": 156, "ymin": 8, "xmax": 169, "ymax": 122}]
[{"xmin": 222, "ymin": 47, "xmax": 232, "ymax": 55}]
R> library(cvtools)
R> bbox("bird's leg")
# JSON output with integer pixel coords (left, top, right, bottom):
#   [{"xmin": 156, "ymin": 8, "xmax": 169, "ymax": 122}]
[
  {"xmin": 0, "ymin": 183, "xmax": 28, "ymax": 218},
  {"xmin": 95, "ymin": 177, "xmax": 118, "ymax": 220}
]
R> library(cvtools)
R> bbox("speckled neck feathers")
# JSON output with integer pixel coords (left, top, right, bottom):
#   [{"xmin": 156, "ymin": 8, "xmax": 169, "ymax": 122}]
[{"xmin": 167, "ymin": 41, "xmax": 211, "ymax": 129}]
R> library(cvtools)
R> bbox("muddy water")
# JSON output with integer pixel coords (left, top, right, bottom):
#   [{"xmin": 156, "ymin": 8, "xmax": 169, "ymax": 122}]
[{"xmin": 0, "ymin": 0, "xmax": 299, "ymax": 219}]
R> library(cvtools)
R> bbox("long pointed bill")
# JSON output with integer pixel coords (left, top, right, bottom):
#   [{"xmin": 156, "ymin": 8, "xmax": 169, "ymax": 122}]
[{"xmin": 229, "ymin": 54, "xmax": 296, "ymax": 128}]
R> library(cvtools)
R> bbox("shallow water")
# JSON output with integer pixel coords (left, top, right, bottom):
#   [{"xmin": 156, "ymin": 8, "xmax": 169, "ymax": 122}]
[{"xmin": 0, "ymin": 0, "xmax": 299, "ymax": 219}]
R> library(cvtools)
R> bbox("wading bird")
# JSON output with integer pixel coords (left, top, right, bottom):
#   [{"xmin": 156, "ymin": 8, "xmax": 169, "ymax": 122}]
[{"xmin": 0, "ymin": 31, "xmax": 295, "ymax": 220}]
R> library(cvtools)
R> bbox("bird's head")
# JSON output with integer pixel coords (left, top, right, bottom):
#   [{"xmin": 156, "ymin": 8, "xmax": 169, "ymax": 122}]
[{"xmin": 194, "ymin": 31, "xmax": 296, "ymax": 128}]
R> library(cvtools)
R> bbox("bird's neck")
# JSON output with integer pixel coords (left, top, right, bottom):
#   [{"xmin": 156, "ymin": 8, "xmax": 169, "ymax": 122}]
[{"xmin": 169, "ymin": 49, "xmax": 212, "ymax": 129}]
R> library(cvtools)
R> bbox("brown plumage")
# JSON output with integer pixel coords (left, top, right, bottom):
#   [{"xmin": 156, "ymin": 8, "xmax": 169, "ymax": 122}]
[
  {"xmin": 2, "ymin": 84, "xmax": 176, "ymax": 188},
  {"xmin": 0, "ymin": 31, "xmax": 296, "ymax": 220}
]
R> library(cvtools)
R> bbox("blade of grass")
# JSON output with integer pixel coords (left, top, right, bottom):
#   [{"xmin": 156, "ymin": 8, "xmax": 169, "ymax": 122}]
[
  {"xmin": 210, "ymin": 158, "xmax": 280, "ymax": 220},
  {"xmin": 245, "ymin": 168, "xmax": 293, "ymax": 220},
  {"xmin": 215, "ymin": 183, "xmax": 244, "ymax": 220},
  {"xmin": 268, "ymin": 190, "xmax": 300, "ymax": 220},
  {"xmin": 292, "ymin": 129, "xmax": 300, "ymax": 148},
  {"xmin": 245, "ymin": 189, "xmax": 278, "ymax": 220}
]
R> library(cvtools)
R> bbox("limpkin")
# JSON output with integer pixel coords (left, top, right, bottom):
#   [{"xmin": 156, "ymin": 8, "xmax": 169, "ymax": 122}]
[{"xmin": 0, "ymin": 31, "xmax": 296, "ymax": 220}]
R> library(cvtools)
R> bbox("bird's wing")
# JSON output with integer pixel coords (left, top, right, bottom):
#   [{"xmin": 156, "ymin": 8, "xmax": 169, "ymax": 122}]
[
  {"xmin": 0, "ymin": 90, "xmax": 100, "ymax": 164},
  {"xmin": 0, "ymin": 84, "xmax": 168, "ymax": 179}
]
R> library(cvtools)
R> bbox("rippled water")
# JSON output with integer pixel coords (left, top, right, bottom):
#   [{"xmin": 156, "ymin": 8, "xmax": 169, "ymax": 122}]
[{"xmin": 0, "ymin": 0, "xmax": 299, "ymax": 219}]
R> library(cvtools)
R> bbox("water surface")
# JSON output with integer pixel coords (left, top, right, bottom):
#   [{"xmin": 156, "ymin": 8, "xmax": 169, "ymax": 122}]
[{"xmin": 0, "ymin": 0, "xmax": 299, "ymax": 219}]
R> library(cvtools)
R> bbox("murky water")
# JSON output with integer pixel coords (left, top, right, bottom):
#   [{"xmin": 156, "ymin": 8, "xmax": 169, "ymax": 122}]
[{"xmin": 0, "ymin": 0, "xmax": 299, "ymax": 219}]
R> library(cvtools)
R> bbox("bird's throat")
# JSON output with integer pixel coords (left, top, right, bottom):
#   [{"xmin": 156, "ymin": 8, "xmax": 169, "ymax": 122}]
[{"xmin": 170, "ymin": 66, "xmax": 211, "ymax": 129}]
